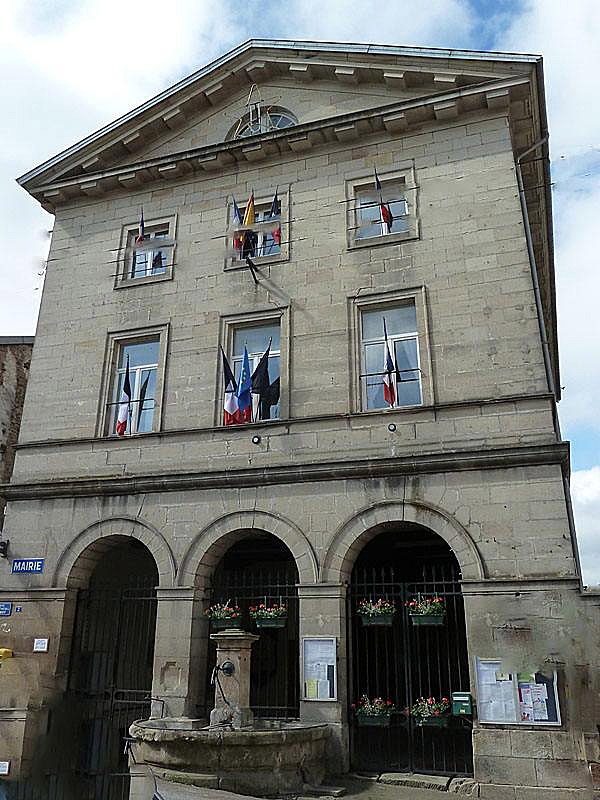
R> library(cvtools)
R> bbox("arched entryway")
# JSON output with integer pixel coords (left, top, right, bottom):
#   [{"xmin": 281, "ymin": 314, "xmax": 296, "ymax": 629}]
[
  {"xmin": 349, "ymin": 523, "xmax": 472, "ymax": 776},
  {"xmin": 204, "ymin": 532, "xmax": 300, "ymax": 719},
  {"xmin": 32, "ymin": 537, "xmax": 159, "ymax": 800}
]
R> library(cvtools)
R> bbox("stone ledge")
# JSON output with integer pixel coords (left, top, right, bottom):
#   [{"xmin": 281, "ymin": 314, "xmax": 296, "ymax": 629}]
[{"xmin": 2, "ymin": 442, "xmax": 569, "ymax": 500}]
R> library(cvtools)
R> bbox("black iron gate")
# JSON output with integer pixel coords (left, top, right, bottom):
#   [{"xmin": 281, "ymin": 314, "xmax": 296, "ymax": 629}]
[
  {"xmin": 205, "ymin": 535, "xmax": 299, "ymax": 720},
  {"xmin": 349, "ymin": 530, "xmax": 473, "ymax": 776},
  {"xmin": 12, "ymin": 575, "xmax": 158, "ymax": 800},
  {"xmin": 64, "ymin": 582, "xmax": 158, "ymax": 799}
]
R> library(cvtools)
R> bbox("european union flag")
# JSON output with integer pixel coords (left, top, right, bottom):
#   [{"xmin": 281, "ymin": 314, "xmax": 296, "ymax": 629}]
[{"xmin": 236, "ymin": 346, "xmax": 252, "ymax": 421}]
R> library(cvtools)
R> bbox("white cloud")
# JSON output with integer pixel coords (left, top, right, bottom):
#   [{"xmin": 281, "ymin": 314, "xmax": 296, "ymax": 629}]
[
  {"xmin": 498, "ymin": 1, "xmax": 600, "ymax": 436},
  {"xmin": 273, "ymin": 0, "xmax": 475, "ymax": 46},
  {"xmin": 571, "ymin": 467, "xmax": 600, "ymax": 586}
]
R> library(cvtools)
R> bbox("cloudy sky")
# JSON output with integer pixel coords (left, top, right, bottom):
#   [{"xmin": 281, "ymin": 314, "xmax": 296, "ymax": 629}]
[{"xmin": 2, "ymin": 0, "xmax": 599, "ymax": 582}]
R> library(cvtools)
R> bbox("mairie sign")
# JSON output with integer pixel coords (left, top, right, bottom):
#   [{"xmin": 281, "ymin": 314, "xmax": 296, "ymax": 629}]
[{"xmin": 11, "ymin": 558, "xmax": 45, "ymax": 574}]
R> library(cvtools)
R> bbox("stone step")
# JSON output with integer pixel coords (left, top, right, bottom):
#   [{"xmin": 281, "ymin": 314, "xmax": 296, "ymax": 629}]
[{"xmin": 378, "ymin": 773, "xmax": 451, "ymax": 792}]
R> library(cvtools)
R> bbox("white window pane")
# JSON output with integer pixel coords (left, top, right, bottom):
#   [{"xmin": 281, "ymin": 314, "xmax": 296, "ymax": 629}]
[
  {"xmin": 120, "ymin": 339, "xmax": 159, "ymax": 369},
  {"xmin": 136, "ymin": 368, "xmax": 157, "ymax": 433},
  {"xmin": 131, "ymin": 251, "xmax": 148, "ymax": 278},
  {"xmin": 233, "ymin": 324, "xmax": 280, "ymax": 357},
  {"xmin": 394, "ymin": 338, "xmax": 422, "ymax": 406},
  {"xmin": 362, "ymin": 304, "xmax": 417, "ymax": 341},
  {"xmin": 364, "ymin": 342, "xmax": 386, "ymax": 409}
]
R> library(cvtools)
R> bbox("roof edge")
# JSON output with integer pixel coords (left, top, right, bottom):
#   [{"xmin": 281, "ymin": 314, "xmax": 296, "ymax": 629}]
[{"xmin": 17, "ymin": 38, "xmax": 541, "ymax": 189}]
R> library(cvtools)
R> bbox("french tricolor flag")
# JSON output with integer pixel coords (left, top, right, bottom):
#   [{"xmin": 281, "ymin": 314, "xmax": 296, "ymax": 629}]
[
  {"xmin": 221, "ymin": 347, "xmax": 242, "ymax": 425},
  {"xmin": 374, "ymin": 168, "xmax": 394, "ymax": 233},
  {"xmin": 236, "ymin": 346, "xmax": 253, "ymax": 423},
  {"xmin": 116, "ymin": 356, "xmax": 132, "ymax": 436},
  {"xmin": 382, "ymin": 318, "xmax": 396, "ymax": 407}
]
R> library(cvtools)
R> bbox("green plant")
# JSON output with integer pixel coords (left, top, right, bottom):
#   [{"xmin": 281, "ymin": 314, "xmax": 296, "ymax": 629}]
[
  {"xmin": 249, "ymin": 603, "xmax": 287, "ymax": 619},
  {"xmin": 204, "ymin": 601, "xmax": 241, "ymax": 620},
  {"xmin": 410, "ymin": 696, "xmax": 450, "ymax": 722},
  {"xmin": 357, "ymin": 598, "xmax": 395, "ymax": 617},
  {"xmin": 352, "ymin": 695, "xmax": 396, "ymax": 717},
  {"xmin": 405, "ymin": 596, "xmax": 445, "ymax": 615}
]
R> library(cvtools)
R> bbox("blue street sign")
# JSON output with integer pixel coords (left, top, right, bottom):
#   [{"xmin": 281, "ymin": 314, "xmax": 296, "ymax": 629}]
[
  {"xmin": 11, "ymin": 559, "xmax": 45, "ymax": 574},
  {"xmin": 0, "ymin": 603, "xmax": 12, "ymax": 616}
]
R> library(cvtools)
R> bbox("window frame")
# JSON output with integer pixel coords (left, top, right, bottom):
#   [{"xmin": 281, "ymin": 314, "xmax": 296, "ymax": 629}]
[
  {"xmin": 224, "ymin": 188, "xmax": 290, "ymax": 271},
  {"xmin": 116, "ymin": 214, "xmax": 177, "ymax": 289},
  {"xmin": 216, "ymin": 308, "xmax": 290, "ymax": 426},
  {"xmin": 349, "ymin": 287, "xmax": 433, "ymax": 414},
  {"xmin": 345, "ymin": 164, "xmax": 419, "ymax": 250},
  {"xmin": 98, "ymin": 324, "xmax": 169, "ymax": 437}
]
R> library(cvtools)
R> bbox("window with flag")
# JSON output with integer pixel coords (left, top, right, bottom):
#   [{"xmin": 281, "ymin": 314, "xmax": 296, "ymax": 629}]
[
  {"xmin": 108, "ymin": 337, "xmax": 159, "ymax": 435},
  {"xmin": 228, "ymin": 190, "xmax": 284, "ymax": 265},
  {"xmin": 222, "ymin": 322, "xmax": 281, "ymax": 423},
  {"xmin": 347, "ymin": 166, "xmax": 418, "ymax": 248},
  {"xmin": 127, "ymin": 225, "xmax": 172, "ymax": 279},
  {"xmin": 360, "ymin": 303, "xmax": 422, "ymax": 410},
  {"xmin": 355, "ymin": 181, "xmax": 409, "ymax": 240}
]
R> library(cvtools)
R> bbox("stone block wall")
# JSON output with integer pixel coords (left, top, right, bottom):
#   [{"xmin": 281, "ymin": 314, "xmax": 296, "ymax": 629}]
[{"xmin": 0, "ymin": 337, "xmax": 33, "ymax": 528}]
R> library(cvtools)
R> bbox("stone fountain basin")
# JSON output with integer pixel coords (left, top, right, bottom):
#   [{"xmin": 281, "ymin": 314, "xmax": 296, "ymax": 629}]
[{"xmin": 129, "ymin": 718, "xmax": 330, "ymax": 796}]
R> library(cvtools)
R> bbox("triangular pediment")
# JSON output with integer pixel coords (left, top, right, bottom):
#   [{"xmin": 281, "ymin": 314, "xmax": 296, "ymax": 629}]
[{"xmin": 19, "ymin": 39, "xmax": 540, "ymax": 194}]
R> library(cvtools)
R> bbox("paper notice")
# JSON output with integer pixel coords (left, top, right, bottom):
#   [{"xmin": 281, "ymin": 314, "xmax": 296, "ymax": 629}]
[
  {"xmin": 532, "ymin": 684, "xmax": 549, "ymax": 721},
  {"xmin": 305, "ymin": 679, "xmax": 318, "ymax": 699},
  {"xmin": 519, "ymin": 685, "xmax": 534, "ymax": 721}
]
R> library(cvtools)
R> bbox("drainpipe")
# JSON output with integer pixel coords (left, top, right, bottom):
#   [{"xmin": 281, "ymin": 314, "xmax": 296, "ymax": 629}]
[
  {"xmin": 515, "ymin": 137, "xmax": 556, "ymax": 404},
  {"xmin": 515, "ymin": 138, "xmax": 585, "ymax": 588}
]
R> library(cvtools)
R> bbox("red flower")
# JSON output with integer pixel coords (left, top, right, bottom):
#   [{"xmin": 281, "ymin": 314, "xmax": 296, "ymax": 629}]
[
  {"xmin": 434, "ymin": 710, "xmax": 440, "ymax": 716},
  {"xmin": 386, "ymin": 700, "xmax": 393, "ymax": 706},
  {"xmin": 442, "ymin": 697, "xmax": 449, "ymax": 704},
  {"xmin": 427, "ymin": 698, "xmax": 434, "ymax": 705}
]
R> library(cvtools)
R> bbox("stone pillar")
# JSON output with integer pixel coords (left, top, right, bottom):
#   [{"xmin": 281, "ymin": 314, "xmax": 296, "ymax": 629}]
[
  {"xmin": 297, "ymin": 582, "xmax": 348, "ymax": 774},
  {"xmin": 151, "ymin": 587, "xmax": 204, "ymax": 718},
  {"xmin": 209, "ymin": 629, "xmax": 259, "ymax": 729}
]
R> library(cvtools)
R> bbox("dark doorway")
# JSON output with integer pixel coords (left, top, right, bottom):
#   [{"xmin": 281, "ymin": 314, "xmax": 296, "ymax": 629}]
[
  {"xmin": 15, "ymin": 539, "xmax": 158, "ymax": 800},
  {"xmin": 205, "ymin": 532, "xmax": 299, "ymax": 719},
  {"xmin": 349, "ymin": 525, "xmax": 473, "ymax": 776}
]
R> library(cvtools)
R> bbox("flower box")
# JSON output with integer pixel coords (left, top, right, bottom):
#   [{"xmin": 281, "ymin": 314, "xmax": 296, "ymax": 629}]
[
  {"xmin": 360, "ymin": 613, "xmax": 395, "ymax": 627},
  {"xmin": 416, "ymin": 715, "xmax": 449, "ymax": 728},
  {"xmin": 356, "ymin": 715, "xmax": 391, "ymax": 727},
  {"xmin": 211, "ymin": 617, "xmax": 242, "ymax": 630},
  {"xmin": 409, "ymin": 613, "xmax": 445, "ymax": 626},
  {"xmin": 255, "ymin": 616, "xmax": 287, "ymax": 629}
]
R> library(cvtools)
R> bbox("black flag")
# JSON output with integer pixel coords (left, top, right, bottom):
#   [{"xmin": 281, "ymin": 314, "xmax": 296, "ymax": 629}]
[
  {"xmin": 251, "ymin": 341, "xmax": 271, "ymax": 419},
  {"xmin": 260, "ymin": 377, "xmax": 280, "ymax": 420}
]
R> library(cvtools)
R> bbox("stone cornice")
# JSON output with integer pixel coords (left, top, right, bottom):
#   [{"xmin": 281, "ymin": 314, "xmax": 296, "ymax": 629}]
[
  {"xmin": 30, "ymin": 74, "xmax": 530, "ymax": 212},
  {"xmin": 1, "ymin": 442, "xmax": 569, "ymax": 500}
]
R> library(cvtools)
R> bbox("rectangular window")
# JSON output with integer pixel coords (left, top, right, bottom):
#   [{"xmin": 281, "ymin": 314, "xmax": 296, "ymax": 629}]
[
  {"xmin": 117, "ymin": 215, "xmax": 176, "ymax": 287},
  {"xmin": 129, "ymin": 226, "xmax": 170, "ymax": 279},
  {"xmin": 226, "ymin": 190, "xmax": 289, "ymax": 269},
  {"xmin": 232, "ymin": 322, "xmax": 281, "ymax": 420},
  {"xmin": 107, "ymin": 337, "xmax": 160, "ymax": 435},
  {"xmin": 360, "ymin": 302, "xmax": 422, "ymax": 410},
  {"xmin": 346, "ymin": 166, "xmax": 419, "ymax": 249},
  {"xmin": 355, "ymin": 183, "xmax": 409, "ymax": 240}
]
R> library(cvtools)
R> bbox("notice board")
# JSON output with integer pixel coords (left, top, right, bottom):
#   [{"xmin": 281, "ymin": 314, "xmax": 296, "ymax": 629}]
[
  {"xmin": 302, "ymin": 637, "xmax": 337, "ymax": 700},
  {"xmin": 476, "ymin": 658, "xmax": 560, "ymax": 725}
]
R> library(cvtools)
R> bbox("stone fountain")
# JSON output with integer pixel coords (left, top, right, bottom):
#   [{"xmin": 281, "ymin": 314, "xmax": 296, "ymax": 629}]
[{"xmin": 128, "ymin": 627, "xmax": 329, "ymax": 797}]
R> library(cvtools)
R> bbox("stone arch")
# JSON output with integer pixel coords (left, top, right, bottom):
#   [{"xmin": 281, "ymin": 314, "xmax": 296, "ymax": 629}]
[
  {"xmin": 53, "ymin": 516, "xmax": 176, "ymax": 588},
  {"xmin": 178, "ymin": 509, "xmax": 318, "ymax": 586},
  {"xmin": 322, "ymin": 499, "xmax": 485, "ymax": 583}
]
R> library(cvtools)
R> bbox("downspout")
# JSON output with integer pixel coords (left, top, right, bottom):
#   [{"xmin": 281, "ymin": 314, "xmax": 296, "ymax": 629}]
[
  {"xmin": 515, "ymin": 137, "xmax": 556, "ymax": 405},
  {"xmin": 515, "ymin": 138, "xmax": 585, "ymax": 588}
]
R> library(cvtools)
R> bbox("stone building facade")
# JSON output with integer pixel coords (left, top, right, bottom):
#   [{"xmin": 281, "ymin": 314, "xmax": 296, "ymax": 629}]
[
  {"xmin": 2, "ymin": 40, "xmax": 600, "ymax": 799},
  {"xmin": 0, "ymin": 337, "xmax": 33, "ymax": 528}
]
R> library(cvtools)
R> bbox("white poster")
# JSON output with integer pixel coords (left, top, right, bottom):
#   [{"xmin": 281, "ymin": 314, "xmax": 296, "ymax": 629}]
[{"xmin": 303, "ymin": 638, "xmax": 336, "ymax": 700}]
